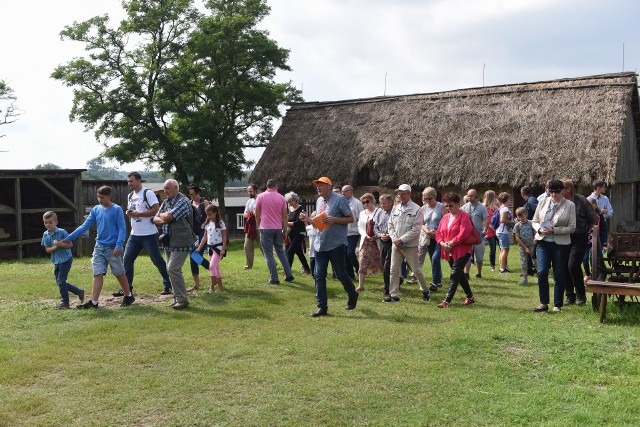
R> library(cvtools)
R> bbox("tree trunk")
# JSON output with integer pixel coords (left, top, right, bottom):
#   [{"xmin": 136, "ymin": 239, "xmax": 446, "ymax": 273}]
[{"xmin": 216, "ymin": 178, "xmax": 226, "ymax": 225}]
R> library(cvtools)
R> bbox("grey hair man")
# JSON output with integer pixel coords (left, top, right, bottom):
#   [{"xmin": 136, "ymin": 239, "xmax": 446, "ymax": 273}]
[
  {"xmin": 153, "ymin": 179, "xmax": 195, "ymax": 310},
  {"xmin": 385, "ymin": 184, "xmax": 430, "ymax": 303},
  {"xmin": 461, "ymin": 189, "xmax": 489, "ymax": 279}
]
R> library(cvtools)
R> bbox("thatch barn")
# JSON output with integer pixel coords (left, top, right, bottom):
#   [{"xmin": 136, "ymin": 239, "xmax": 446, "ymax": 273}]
[{"xmin": 251, "ymin": 72, "xmax": 640, "ymax": 231}]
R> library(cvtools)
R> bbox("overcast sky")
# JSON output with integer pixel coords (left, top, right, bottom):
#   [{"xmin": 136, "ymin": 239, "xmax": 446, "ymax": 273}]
[{"xmin": 1, "ymin": 0, "xmax": 638, "ymax": 170}]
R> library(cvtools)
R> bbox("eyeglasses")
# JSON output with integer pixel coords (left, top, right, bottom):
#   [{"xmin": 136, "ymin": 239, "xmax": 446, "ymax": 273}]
[{"xmin": 549, "ymin": 189, "xmax": 562, "ymax": 194}]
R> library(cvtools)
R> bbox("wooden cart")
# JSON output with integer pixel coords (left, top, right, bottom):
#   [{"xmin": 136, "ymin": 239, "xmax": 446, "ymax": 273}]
[{"xmin": 585, "ymin": 229, "xmax": 640, "ymax": 323}]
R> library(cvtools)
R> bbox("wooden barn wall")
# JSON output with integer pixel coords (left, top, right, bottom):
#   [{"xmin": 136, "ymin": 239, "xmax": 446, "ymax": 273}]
[
  {"xmin": 610, "ymin": 106, "xmax": 640, "ymax": 230},
  {"xmin": 0, "ymin": 173, "xmax": 83, "ymax": 260},
  {"xmin": 615, "ymin": 107, "xmax": 640, "ymax": 183},
  {"xmin": 611, "ymin": 183, "xmax": 636, "ymax": 232},
  {"xmin": 80, "ymin": 181, "xmax": 131, "ymax": 256}
]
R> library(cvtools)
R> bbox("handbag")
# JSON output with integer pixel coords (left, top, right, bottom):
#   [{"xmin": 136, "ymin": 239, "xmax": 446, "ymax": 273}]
[
  {"xmin": 419, "ymin": 230, "xmax": 430, "ymax": 248},
  {"xmin": 464, "ymin": 227, "xmax": 481, "ymax": 246}
]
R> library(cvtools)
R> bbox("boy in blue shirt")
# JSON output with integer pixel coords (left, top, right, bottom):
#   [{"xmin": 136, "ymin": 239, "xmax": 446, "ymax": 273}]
[
  {"xmin": 42, "ymin": 211, "xmax": 85, "ymax": 309},
  {"xmin": 63, "ymin": 186, "xmax": 134, "ymax": 308}
]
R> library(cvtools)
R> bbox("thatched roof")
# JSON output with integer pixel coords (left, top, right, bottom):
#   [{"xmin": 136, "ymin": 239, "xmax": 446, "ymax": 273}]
[{"xmin": 251, "ymin": 72, "xmax": 640, "ymax": 191}]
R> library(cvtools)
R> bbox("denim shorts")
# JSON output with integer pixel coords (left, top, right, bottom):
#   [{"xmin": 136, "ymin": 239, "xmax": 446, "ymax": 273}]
[
  {"xmin": 497, "ymin": 233, "xmax": 510, "ymax": 249},
  {"xmin": 92, "ymin": 244, "xmax": 126, "ymax": 276}
]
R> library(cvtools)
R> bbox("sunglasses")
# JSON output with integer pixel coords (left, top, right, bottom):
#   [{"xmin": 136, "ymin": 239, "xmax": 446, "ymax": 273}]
[{"xmin": 362, "ymin": 200, "xmax": 371, "ymax": 204}]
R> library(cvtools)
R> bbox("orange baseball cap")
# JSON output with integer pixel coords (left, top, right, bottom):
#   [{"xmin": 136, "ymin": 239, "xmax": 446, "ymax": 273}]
[{"xmin": 312, "ymin": 176, "xmax": 333, "ymax": 186}]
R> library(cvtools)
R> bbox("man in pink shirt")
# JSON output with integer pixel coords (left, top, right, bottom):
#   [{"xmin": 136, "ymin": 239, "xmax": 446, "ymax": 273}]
[{"xmin": 255, "ymin": 179, "xmax": 294, "ymax": 284}]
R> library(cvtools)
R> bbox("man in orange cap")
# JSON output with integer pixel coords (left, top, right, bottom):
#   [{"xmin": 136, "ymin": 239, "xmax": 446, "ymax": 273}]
[{"xmin": 300, "ymin": 177, "xmax": 359, "ymax": 317}]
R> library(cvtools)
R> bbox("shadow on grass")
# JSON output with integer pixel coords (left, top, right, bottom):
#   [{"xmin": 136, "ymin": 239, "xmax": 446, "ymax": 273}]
[
  {"xmin": 591, "ymin": 302, "xmax": 640, "ymax": 326},
  {"xmin": 352, "ymin": 307, "xmax": 440, "ymax": 325}
]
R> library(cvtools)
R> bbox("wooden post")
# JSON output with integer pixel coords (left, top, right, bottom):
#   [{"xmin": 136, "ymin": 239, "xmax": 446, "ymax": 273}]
[
  {"xmin": 74, "ymin": 174, "xmax": 84, "ymax": 257},
  {"xmin": 14, "ymin": 178, "xmax": 22, "ymax": 260},
  {"xmin": 599, "ymin": 292, "xmax": 608, "ymax": 324},
  {"xmin": 591, "ymin": 224, "xmax": 599, "ymax": 280}
]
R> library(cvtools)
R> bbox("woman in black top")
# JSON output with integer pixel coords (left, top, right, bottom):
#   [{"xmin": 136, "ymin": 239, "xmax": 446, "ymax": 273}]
[
  {"xmin": 285, "ymin": 192, "xmax": 311, "ymax": 275},
  {"xmin": 188, "ymin": 184, "xmax": 210, "ymax": 291}
]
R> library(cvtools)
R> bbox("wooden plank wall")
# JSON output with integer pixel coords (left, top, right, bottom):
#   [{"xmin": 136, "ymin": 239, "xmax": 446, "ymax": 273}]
[{"xmin": 0, "ymin": 172, "xmax": 84, "ymax": 260}]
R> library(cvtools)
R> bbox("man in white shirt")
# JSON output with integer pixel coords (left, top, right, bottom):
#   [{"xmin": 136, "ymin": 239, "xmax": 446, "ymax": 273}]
[
  {"xmin": 243, "ymin": 184, "xmax": 261, "ymax": 269},
  {"xmin": 342, "ymin": 185, "xmax": 364, "ymax": 279},
  {"xmin": 120, "ymin": 172, "xmax": 172, "ymax": 296}
]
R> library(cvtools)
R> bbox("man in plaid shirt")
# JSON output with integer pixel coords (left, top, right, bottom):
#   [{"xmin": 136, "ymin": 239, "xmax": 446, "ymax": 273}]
[{"xmin": 154, "ymin": 179, "xmax": 194, "ymax": 309}]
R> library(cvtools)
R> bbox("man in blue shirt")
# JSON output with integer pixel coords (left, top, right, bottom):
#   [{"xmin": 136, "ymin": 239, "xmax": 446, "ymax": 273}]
[
  {"xmin": 589, "ymin": 180, "xmax": 614, "ymax": 245},
  {"xmin": 300, "ymin": 176, "xmax": 359, "ymax": 317},
  {"xmin": 64, "ymin": 186, "xmax": 134, "ymax": 308}
]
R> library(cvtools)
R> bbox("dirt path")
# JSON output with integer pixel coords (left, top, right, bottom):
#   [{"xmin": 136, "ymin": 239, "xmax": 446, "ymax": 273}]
[{"xmin": 29, "ymin": 293, "xmax": 178, "ymax": 309}]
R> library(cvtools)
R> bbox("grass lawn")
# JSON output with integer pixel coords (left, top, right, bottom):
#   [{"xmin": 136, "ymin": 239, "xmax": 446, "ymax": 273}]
[{"xmin": 1, "ymin": 240, "xmax": 640, "ymax": 426}]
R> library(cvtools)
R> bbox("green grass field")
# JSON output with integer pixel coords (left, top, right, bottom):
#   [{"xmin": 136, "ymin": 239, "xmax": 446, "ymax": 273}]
[{"xmin": 1, "ymin": 241, "xmax": 639, "ymax": 426}]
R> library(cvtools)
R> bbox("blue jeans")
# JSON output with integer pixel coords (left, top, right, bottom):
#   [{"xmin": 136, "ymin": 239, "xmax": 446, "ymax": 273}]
[
  {"xmin": 123, "ymin": 234, "xmax": 172, "ymax": 290},
  {"xmin": 314, "ymin": 244, "xmax": 357, "ymax": 310},
  {"xmin": 190, "ymin": 229, "xmax": 210, "ymax": 276},
  {"xmin": 260, "ymin": 229, "xmax": 293, "ymax": 283},
  {"xmin": 536, "ymin": 240, "xmax": 569, "ymax": 307},
  {"xmin": 346, "ymin": 235, "xmax": 360, "ymax": 277},
  {"xmin": 54, "ymin": 258, "xmax": 82, "ymax": 303},
  {"xmin": 427, "ymin": 239, "xmax": 442, "ymax": 285}
]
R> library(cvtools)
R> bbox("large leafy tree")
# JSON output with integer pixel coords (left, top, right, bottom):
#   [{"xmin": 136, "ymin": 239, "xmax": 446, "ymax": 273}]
[
  {"xmin": 169, "ymin": 0, "xmax": 302, "ymax": 205},
  {"xmin": 52, "ymin": 0, "xmax": 198, "ymax": 181},
  {"xmin": 52, "ymin": 0, "xmax": 301, "ymax": 215}
]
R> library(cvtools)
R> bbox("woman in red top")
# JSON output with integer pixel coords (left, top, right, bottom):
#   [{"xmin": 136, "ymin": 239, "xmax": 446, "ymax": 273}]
[{"xmin": 435, "ymin": 193, "xmax": 476, "ymax": 307}]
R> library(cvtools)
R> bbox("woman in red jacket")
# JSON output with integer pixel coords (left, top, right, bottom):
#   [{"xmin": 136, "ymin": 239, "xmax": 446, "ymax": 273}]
[{"xmin": 435, "ymin": 193, "xmax": 476, "ymax": 307}]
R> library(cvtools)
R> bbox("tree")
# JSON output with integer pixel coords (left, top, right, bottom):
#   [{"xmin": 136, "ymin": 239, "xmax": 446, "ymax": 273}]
[
  {"xmin": 0, "ymin": 79, "xmax": 21, "ymax": 139},
  {"xmin": 52, "ymin": 0, "xmax": 301, "ymax": 217},
  {"xmin": 82, "ymin": 157, "xmax": 126, "ymax": 180},
  {"xmin": 34, "ymin": 163, "xmax": 63, "ymax": 170}
]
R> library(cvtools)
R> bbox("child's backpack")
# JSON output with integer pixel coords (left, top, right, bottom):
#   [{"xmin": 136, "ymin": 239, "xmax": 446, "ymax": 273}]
[{"xmin": 490, "ymin": 209, "xmax": 502, "ymax": 230}]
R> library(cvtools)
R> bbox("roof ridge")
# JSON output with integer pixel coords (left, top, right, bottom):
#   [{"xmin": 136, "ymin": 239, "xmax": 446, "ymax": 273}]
[{"xmin": 292, "ymin": 72, "xmax": 638, "ymax": 110}]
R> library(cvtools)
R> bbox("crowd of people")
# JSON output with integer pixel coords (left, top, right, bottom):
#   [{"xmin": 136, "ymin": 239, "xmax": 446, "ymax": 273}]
[{"xmin": 41, "ymin": 172, "xmax": 611, "ymax": 316}]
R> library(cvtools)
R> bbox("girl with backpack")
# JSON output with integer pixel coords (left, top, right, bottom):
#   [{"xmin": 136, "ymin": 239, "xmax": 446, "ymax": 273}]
[{"xmin": 195, "ymin": 204, "xmax": 227, "ymax": 293}]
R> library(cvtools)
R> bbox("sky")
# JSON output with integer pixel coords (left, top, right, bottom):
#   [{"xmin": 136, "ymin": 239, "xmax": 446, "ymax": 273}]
[{"xmin": 1, "ymin": 0, "xmax": 639, "ymax": 171}]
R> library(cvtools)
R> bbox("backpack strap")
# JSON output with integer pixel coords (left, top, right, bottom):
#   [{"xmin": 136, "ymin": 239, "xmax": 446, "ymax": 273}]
[{"xmin": 142, "ymin": 189, "xmax": 151, "ymax": 210}]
